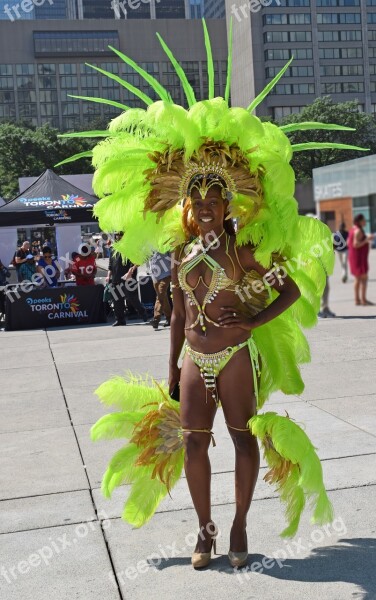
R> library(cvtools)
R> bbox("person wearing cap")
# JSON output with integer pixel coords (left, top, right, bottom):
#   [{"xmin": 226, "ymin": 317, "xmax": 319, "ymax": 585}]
[{"xmin": 18, "ymin": 254, "xmax": 37, "ymax": 283}]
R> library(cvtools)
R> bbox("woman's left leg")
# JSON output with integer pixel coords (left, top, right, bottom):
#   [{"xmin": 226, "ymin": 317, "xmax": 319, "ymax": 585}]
[{"xmin": 217, "ymin": 345, "xmax": 260, "ymax": 552}]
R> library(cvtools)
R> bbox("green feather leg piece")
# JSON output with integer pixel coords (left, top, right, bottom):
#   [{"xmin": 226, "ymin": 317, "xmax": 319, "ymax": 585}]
[
  {"xmin": 202, "ymin": 19, "xmax": 215, "ymax": 99},
  {"xmin": 91, "ymin": 375, "xmax": 184, "ymax": 528},
  {"xmin": 248, "ymin": 412, "xmax": 334, "ymax": 537}
]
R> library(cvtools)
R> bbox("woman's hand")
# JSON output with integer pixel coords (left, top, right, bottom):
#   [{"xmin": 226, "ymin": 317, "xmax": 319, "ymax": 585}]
[
  {"xmin": 169, "ymin": 363, "xmax": 181, "ymax": 395},
  {"xmin": 217, "ymin": 306, "xmax": 253, "ymax": 331}
]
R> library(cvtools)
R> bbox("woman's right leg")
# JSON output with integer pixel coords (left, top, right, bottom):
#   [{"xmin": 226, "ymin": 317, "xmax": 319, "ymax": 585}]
[
  {"xmin": 360, "ymin": 274, "xmax": 369, "ymax": 304},
  {"xmin": 354, "ymin": 276, "xmax": 361, "ymax": 304},
  {"xmin": 180, "ymin": 354, "xmax": 217, "ymax": 552}
]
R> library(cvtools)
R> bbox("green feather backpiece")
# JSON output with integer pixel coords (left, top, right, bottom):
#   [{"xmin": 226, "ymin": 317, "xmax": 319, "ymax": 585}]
[
  {"xmin": 248, "ymin": 412, "xmax": 334, "ymax": 537},
  {"xmin": 91, "ymin": 375, "xmax": 184, "ymax": 528}
]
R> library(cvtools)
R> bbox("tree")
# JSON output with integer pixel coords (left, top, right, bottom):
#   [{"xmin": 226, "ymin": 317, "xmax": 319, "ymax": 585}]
[
  {"xmin": 0, "ymin": 122, "xmax": 95, "ymax": 200},
  {"xmin": 278, "ymin": 97, "xmax": 376, "ymax": 181}
]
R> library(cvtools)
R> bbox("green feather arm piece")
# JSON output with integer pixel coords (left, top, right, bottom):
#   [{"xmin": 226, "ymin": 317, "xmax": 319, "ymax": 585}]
[
  {"xmin": 156, "ymin": 33, "xmax": 197, "ymax": 107},
  {"xmin": 280, "ymin": 122, "xmax": 356, "ymax": 133},
  {"xmin": 292, "ymin": 142, "xmax": 369, "ymax": 152},
  {"xmin": 202, "ymin": 19, "xmax": 215, "ymax": 100},
  {"xmin": 225, "ymin": 17, "xmax": 233, "ymax": 104},
  {"xmin": 247, "ymin": 57, "xmax": 293, "ymax": 113},
  {"xmin": 108, "ymin": 45, "xmax": 171, "ymax": 103},
  {"xmin": 248, "ymin": 412, "xmax": 334, "ymax": 537}
]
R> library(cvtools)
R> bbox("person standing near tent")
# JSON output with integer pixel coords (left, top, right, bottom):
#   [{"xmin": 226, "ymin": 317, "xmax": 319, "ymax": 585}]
[
  {"xmin": 14, "ymin": 241, "xmax": 31, "ymax": 282},
  {"xmin": 71, "ymin": 244, "xmax": 97, "ymax": 286},
  {"xmin": 37, "ymin": 247, "xmax": 62, "ymax": 288}
]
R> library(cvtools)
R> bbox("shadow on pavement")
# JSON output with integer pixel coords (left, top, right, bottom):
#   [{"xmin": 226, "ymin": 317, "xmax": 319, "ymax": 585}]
[{"xmin": 152, "ymin": 537, "xmax": 375, "ymax": 598}]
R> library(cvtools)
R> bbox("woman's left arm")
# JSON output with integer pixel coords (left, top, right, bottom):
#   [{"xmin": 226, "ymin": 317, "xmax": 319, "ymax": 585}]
[{"xmin": 218, "ymin": 246, "xmax": 301, "ymax": 331}]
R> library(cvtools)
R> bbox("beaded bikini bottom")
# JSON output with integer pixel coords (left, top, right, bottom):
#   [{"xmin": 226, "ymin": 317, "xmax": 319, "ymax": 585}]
[{"xmin": 184, "ymin": 336, "xmax": 260, "ymax": 406}]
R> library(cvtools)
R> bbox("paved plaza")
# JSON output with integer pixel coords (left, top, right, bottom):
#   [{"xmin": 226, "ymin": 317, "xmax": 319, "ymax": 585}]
[{"xmin": 0, "ymin": 256, "xmax": 375, "ymax": 600}]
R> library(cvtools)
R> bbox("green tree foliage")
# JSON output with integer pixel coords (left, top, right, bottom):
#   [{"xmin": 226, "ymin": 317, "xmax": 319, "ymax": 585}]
[
  {"xmin": 0, "ymin": 122, "xmax": 95, "ymax": 200},
  {"xmin": 279, "ymin": 97, "xmax": 376, "ymax": 181}
]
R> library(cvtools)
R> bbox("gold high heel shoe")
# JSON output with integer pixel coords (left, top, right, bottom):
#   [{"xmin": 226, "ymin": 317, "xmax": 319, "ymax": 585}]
[
  {"xmin": 191, "ymin": 525, "xmax": 218, "ymax": 569},
  {"xmin": 228, "ymin": 527, "xmax": 248, "ymax": 568},
  {"xmin": 228, "ymin": 549, "xmax": 248, "ymax": 568}
]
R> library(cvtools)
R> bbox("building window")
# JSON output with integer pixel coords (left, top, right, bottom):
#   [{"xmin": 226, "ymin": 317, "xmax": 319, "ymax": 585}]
[
  {"xmin": 369, "ymin": 30, "xmax": 376, "ymax": 39},
  {"xmin": 265, "ymin": 48, "xmax": 313, "ymax": 60},
  {"xmin": 263, "ymin": 14, "xmax": 288, "ymax": 24},
  {"xmin": 321, "ymin": 65, "xmax": 363, "ymax": 76},
  {"xmin": 273, "ymin": 83, "xmax": 315, "ymax": 94},
  {"xmin": 318, "ymin": 0, "xmax": 359, "ymax": 4},
  {"xmin": 341, "ymin": 30, "xmax": 362, "ymax": 40},
  {"xmin": 322, "ymin": 82, "xmax": 364, "ymax": 93},
  {"xmin": 34, "ymin": 31, "xmax": 119, "ymax": 56},
  {"xmin": 369, "ymin": 46, "xmax": 376, "ymax": 56},
  {"xmin": 319, "ymin": 48, "xmax": 341, "ymax": 58},
  {"xmin": 368, "ymin": 13, "xmax": 376, "ymax": 22},
  {"xmin": 266, "ymin": 66, "xmax": 314, "ymax": 78},
  {"xmin": 271, "ymin": 0, "xmax": 310, "ymax": 5},
  {"xmin": 290, "ymin": 31, "xmax": 312, "ymax": 42},
  {"xmin": 155, "ymin": 0, "xmax": 185, "ymax": 18},
  {"xmin": 318, "ymin": 31, "xmax": 340, "ymax": 41},
  {"xmin": 264, "ymin": 32, "xmax": 289, "ymax": 43},
  {"xmin": 273, "ymin": 106, "xmax": 304, "ymax": 119},
  {"xmin": 317, "ymin": 12, "xmax": 360, "ymax": 23}
]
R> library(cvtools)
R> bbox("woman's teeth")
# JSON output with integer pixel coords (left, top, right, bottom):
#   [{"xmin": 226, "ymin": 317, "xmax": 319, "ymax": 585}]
[{"xmin": 201, "ymin": 217, "xmax": 213, "ymax": 222}]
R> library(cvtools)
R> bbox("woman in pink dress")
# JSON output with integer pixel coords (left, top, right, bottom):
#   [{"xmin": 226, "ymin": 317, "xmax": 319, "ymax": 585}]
[{"xmin": 347, "ymin": 214, "xmax": 375, "ymax": 305}]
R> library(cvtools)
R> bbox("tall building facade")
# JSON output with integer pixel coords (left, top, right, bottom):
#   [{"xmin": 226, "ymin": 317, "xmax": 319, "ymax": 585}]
[
  {"xmin": 205, "ymin": 0, "xmax": 226, "ymax": 17},
  {"xmin": 0, "ymin": 0, "xmax": 200, "ymax": 20},
  {"xmin": 227, "ymin": 0, "xmax": 376, "ymax": 119},
  {"xmin": 0, "ymin": 19, "xmax": 227, "ymax": 129}
]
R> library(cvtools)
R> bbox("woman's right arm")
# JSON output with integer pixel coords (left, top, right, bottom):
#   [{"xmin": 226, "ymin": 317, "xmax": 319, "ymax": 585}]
[
  {"xmin": 169, "ymin": 248, "xmax": 186, "ymax": 393},
  {"xmin": 354, "ymin": 229, "xmax": 373, "ymax": 248}
]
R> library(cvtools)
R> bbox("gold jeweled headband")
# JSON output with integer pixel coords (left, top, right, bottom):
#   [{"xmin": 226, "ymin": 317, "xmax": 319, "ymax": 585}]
[{"xmin": 179, "ymin": 162, "xmax": 237, "ymax": 203}]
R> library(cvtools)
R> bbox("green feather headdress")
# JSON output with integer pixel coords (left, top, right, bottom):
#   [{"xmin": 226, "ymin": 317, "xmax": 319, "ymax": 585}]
[{"xmin": 57, "ymin": 18, "xmax": 366, "ymax": 266}]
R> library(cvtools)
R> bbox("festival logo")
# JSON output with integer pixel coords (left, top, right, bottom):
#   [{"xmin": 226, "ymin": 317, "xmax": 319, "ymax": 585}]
[
  {"xmin": 18, "ymin": 194, "xmax": 93, "ymax": 209},
  {"xmin": 25, "ymin": 294, "xmax": 88, "ymax": 320}
]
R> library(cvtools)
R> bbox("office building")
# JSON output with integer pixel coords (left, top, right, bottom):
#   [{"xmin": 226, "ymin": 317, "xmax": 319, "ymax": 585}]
[
  {"xmin": 205, "ymin": 0, "xmax": 226, "ymax": 18},
  {"xmin": 226, "ymin": 0, "xmax": 376, "ymax": 119},
  {"xmin": 0, "ymin": 19, "xmax": 227, "ymax": 129},
  {"xmin": 314, "ymin": 154, "xmax": 376, "ymax": 232}
]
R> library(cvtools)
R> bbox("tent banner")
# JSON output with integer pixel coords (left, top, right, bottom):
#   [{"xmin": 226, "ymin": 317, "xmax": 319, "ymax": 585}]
[{"xmin": 5, "ymin": 285, "xmax": 106, "ymax": 331}]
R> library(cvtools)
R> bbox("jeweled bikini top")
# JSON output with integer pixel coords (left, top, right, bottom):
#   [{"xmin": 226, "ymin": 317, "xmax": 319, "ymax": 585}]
[{"xmin": 178, "ymin": 232, "xmax": 250, "ymax": 333}]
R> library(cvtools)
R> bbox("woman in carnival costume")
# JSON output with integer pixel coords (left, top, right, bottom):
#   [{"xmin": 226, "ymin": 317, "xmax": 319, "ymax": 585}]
[{"xmin": 58, "ymin": 21, "xmax": 366, "ymax": 569}]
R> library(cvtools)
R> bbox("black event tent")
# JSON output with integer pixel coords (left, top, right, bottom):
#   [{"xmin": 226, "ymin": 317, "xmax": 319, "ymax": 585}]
[{"xmin": 0, "ymin": 169, "xmax": 99, "ymax": 227}]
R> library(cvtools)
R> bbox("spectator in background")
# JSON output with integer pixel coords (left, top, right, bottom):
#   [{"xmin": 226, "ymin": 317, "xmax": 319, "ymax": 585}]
[
  {"xmin": 71, "ymin": 244, "xmax": 97, "ymax": 286},
  {"xmin": 334, "ymin": 222, "xmax": 349, "ymax": 283},
  {"xmin": 148, "ymin": 251, "xmax": 172, "ymax": 330},
  {"xmin": 37, "ymin": 247, "xmax": 61, "ymax": 288},
  {"xmin": 64, "ymin": 252, "xmax": 79, "ymax": 281},
  {"xmin": 94, "ymin": 239, "xmax": 103, "ymax": 259},
  {"xmin": 0, "ymin": 259, "xmax": 10, "ymax": 285},
  {"xmin": 106, "ymin": 232, "xmax": 148, "ymax": 326},
  {"xmin": 0, "ymin": 259, "xmax": 10, "ymax": 316},
  {"xmin": 19, "ymin": 254, "xmax": 37, "ymax": 283},
  {"xmin": 348, "ymin": 213, "xmax": 375, "ymax": 306},
  {"xmin": 14, "ymin": 241, "xmax": 31, "ymax": 282}
]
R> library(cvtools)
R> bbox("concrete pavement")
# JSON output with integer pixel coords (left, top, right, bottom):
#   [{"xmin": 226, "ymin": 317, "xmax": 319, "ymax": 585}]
[{"xmin": 0, "ymin": 255, "xmax": 376, "ymax": 600}]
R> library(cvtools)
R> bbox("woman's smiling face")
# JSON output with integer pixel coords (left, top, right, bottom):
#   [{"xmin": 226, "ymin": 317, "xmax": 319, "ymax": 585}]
[{"xmin": 190, "ymin": 185, "xmax": 228, "ymax": 234}]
